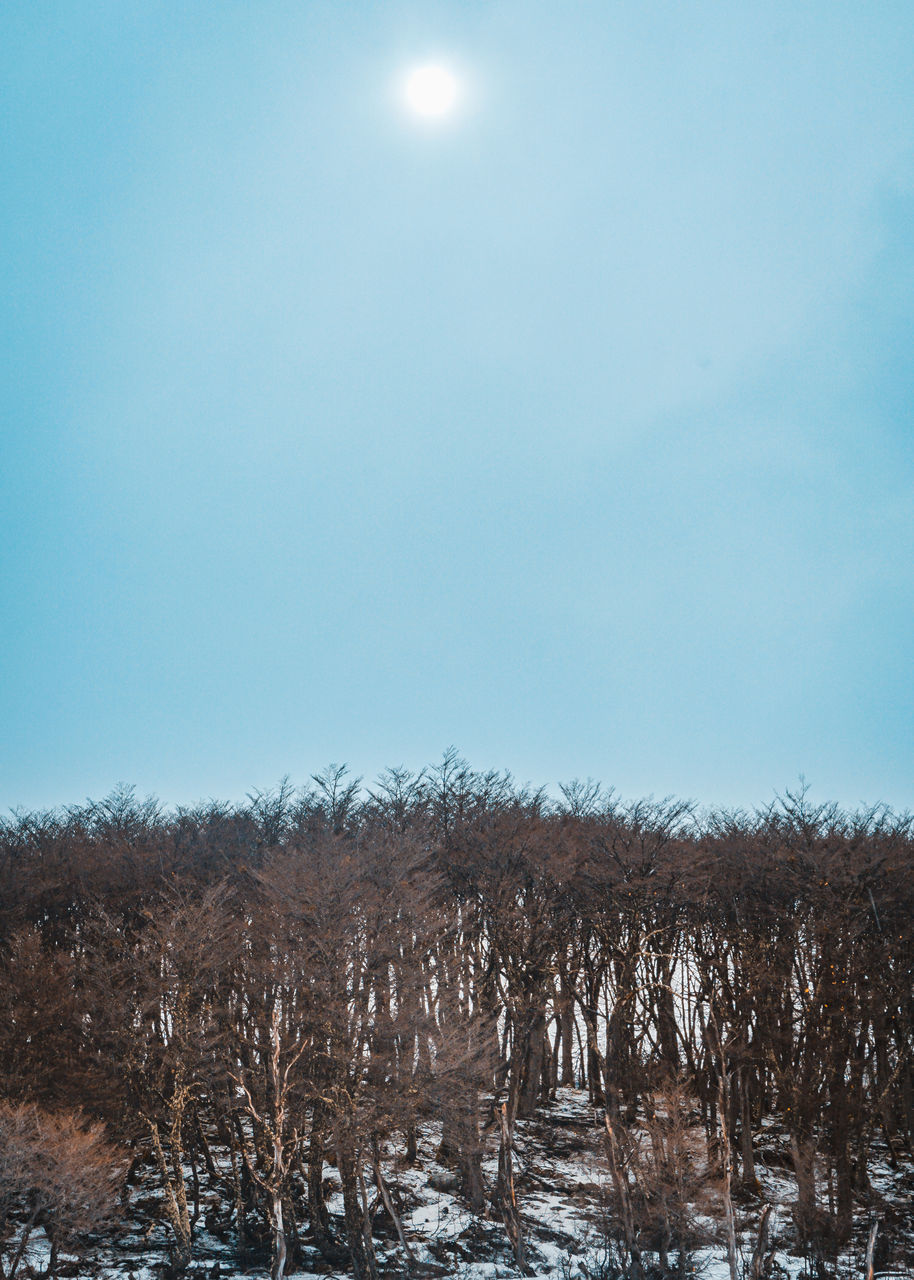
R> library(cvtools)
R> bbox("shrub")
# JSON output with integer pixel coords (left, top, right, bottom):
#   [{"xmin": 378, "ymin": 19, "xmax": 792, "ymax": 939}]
[{"xmin": 0, "ymin": 1102, "xmax": 124, "ymax": 1279}]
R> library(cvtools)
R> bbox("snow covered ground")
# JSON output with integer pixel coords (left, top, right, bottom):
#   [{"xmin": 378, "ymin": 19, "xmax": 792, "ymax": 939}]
[{"xmin": 15, "ymin": 1089, "xmax": 914, "ymax": 1279}]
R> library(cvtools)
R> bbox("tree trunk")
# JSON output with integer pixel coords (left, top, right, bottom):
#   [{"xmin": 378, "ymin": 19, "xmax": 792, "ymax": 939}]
[
  {"xmin": 603, "ymin": 1112, "xmax": 643, "ymax": 1280},
  {"xmin": 517, "ymin": 1009, "xmax": 546, "ymax": 1119},
  {"xmin": 739, "ymin": 1068, "xmax": 759, "ymax": 1193},
  {"xmin": 270, "ymin": 1189, "xmax": 287, "ymax": 1280},
  {"xmin": 455, "ymin": 1087, "xmax": 486, "ymax": 1214},
  {"xmin": 748, "ymin": 1204, "xmax": 772, "ymax": 1280},
  {"xmin": 495, "ymin": 1102, "xmax": 528, "ymax": 1274},
  {"xmin": 338, "ymin": 1140, "xmax": 377, "ymax": 1280},
  {"xmin": 307, "ymin": 1107, "xmax": 348, "ymax": 1265},
  {"xmin": 717, "ymin": 1070, "xmax": 739, "ymax": 1280},
  {"xmin": 864, "ymin": 1220, "xmax": 878, "ymax": 1280},
  {"xmin": 657, "ymin": 952, "xmax": 680, "ymax": 1071},
  {"xmin": 790, "ymin": 1131, "xmax": 818, "ymax": 1244},
  {"xmin": 372, "ymin": 1137, "xmax": 415, "ymax": 1264},
  {"xmin": 147, "ymin": 1117, "xmax": 192, "ymax": 1273}
]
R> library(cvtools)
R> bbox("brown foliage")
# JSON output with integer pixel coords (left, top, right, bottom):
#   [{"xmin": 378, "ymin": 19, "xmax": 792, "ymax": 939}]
[{"xmin": 0, "ymin": 1103, "xmax": 124, "ymax": 1279}]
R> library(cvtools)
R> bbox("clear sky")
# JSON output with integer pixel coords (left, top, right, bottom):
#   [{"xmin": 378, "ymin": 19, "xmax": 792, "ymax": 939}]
[{"xmin": 2, "ymin": 1, "xmax": 912, "ymax": 814}]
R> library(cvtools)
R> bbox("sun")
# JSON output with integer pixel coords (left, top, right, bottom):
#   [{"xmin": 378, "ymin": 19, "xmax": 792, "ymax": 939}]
[{"xmin": 404, "ymin": 64, "xmax": 459, "ymax": 118}]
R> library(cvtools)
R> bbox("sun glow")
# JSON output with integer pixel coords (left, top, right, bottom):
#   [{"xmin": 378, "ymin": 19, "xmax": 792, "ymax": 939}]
[{"xmin": 404, "ymin": 64, "xmax": 459, "ymax": 118}]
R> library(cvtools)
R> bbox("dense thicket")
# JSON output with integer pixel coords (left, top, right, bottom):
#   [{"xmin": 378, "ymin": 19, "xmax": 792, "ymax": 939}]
[{"xmin": 1, "ymin": 758, "xmax": 911, "ymax": 1279}]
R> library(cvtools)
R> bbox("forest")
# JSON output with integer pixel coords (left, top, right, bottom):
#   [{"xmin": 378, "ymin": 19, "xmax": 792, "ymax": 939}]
[{"xmin": 1, "ymin": 755, "xmax": 912, "ymax": 1280}]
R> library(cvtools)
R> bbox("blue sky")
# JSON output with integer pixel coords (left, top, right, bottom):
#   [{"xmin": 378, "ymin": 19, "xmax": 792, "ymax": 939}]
[{"xmin": 2, "ymin": 1, "xmax": 912, "ymax": 813}]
